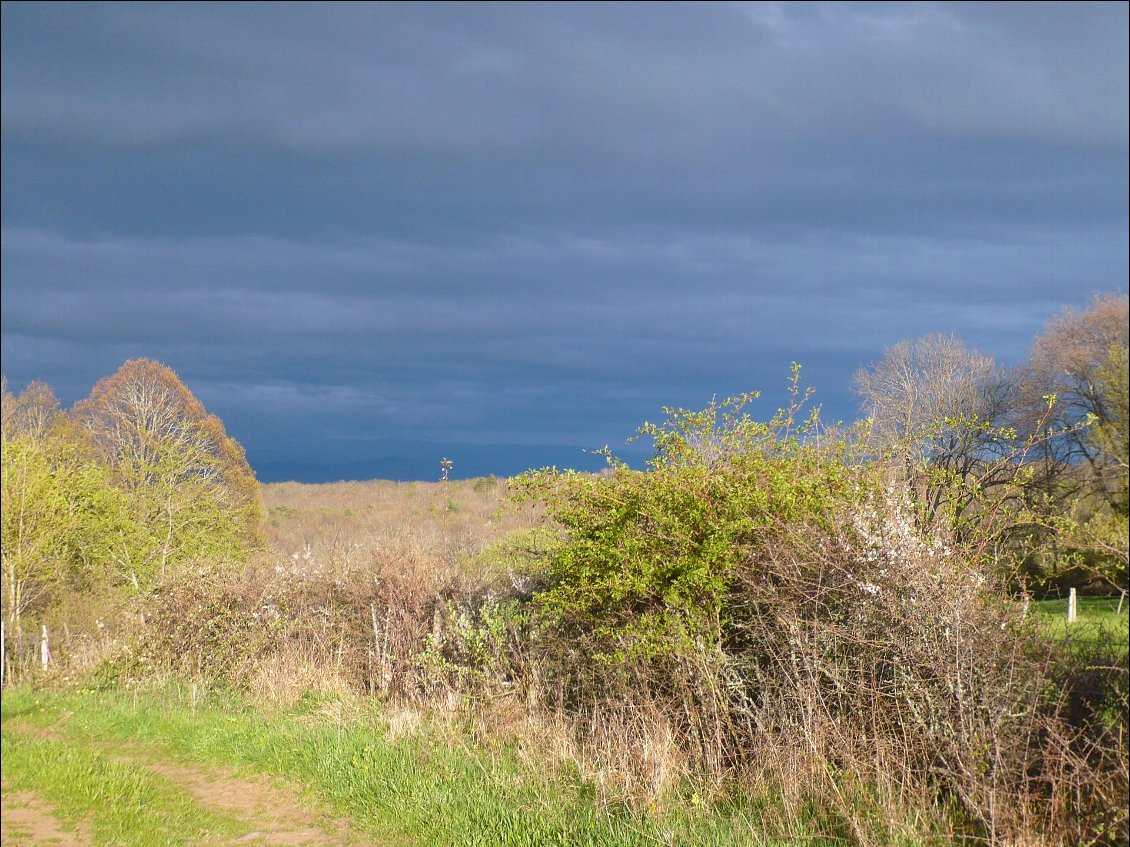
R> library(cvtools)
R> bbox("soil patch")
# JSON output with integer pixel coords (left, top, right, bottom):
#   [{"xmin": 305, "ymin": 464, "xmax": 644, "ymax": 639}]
[
  {"xmin": 0, "ymin": 788, "xmax": 89, "ymax": 847},
  {"xmin": 136, "ymin": 757, "xmax": 360, "ymax": 846}
]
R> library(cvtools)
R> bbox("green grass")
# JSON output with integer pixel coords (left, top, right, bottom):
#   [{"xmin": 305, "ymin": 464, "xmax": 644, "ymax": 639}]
[
  {"xmin": 1, "ymin": 719, "xmax": 246, "ymax": 846},
  {"xmin": 1032, "ymin": 595, "xmax": 1130, "ymax": 644},
  {"xmin": 1, "ymin": 685, "xmax": 855, "ymax": 847}
]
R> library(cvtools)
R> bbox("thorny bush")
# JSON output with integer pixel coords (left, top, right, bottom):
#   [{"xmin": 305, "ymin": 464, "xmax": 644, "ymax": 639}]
[{"xmin": 513, "ymin": 379, "xmax": 1128, "ymax": 846}]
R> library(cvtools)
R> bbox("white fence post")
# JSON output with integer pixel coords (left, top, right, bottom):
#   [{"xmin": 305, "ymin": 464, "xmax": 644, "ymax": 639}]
[
  {"xmin": 40, "ymin": 624, "xmax": 51, "ymax": 671},
  {"xmin": 1067, "ymin": 588, "xmax": 1077, "ymax": 625}
]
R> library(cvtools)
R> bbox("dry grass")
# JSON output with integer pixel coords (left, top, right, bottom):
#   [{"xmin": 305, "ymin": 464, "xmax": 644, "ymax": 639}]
[
  {"xmin": 262, "ymin": 476, "xmax": 538, "ymax": 573},
  {"xmin": 245, "ymin": 647, "xmax": 357, "ymax": 708}
]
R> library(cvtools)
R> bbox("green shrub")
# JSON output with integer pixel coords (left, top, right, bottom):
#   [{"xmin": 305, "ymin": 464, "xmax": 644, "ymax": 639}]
[{"xmin": 515, "ymin": 383, "xmax": 867, "ymax": 666}]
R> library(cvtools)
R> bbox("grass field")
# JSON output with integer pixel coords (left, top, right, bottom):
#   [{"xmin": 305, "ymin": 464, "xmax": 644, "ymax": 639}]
[
  {"xmin": 1, "ymin": 685, "xmax": 862, "ymax": 847},
  {"xmin": 1032, "ymin": 595, "xmax": 1130, "ymax": 644}
]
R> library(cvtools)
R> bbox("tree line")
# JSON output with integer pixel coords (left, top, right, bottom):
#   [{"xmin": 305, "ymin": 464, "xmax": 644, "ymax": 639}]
[
  {"xmin": 1, "ymin": 293, "xmax": 1126, "ymax": 632},
  {"xmin": 501, "ymin": 292, "xmax": 1127, "ymax": 842},
  {"xmin": 1, "ymin": 359, "xmax": 262, "ymax": 631}
]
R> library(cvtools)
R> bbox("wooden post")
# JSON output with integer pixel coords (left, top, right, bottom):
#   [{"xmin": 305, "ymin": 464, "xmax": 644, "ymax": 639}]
[
  {"xmin": 1118, "ymin": 590, "xmax": 1126, "ymax": 615},
  {"xmin": 375, "ymin": 605, "xmax": 388, "ymax": 695},
  {"xmin": 1067, "ymin": 588, "xmax": 1077, "ymax": 625},
  {"xmin": 1, "ymin": 621, "xmax": 6, "ymax": 689},
  {"xmin": 40, "ymin": 624, "xmax": 51, "ymax": 671},
  {"xmin": 371, "ymin": 603, "xmax": 380, "ymax": 655}
]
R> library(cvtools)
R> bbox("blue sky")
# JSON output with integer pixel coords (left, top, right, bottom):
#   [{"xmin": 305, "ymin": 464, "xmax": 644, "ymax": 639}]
[{"xmin": 2, "ymin": 2, "xmax": 1127, "ymax": 481}]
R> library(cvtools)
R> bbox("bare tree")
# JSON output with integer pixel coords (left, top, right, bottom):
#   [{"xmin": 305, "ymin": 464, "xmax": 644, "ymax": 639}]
[
  {"xmin": 855, "ymin": 334, "xmax": 1009, "ymax": 444},
  {"xmin": 0, "ymin": 379, "xmax": 64, "ymax": 445},
  {"xmin": 854, "ymin": 334, "xmax": 1022, "ymax": 527}
]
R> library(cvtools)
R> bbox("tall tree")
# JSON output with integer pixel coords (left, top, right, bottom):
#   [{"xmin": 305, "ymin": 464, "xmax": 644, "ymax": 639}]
[
  {"xmin": 72, "ymin": 359, "xmax": 264, "ymax": 579},
  {"xmin": 1024, "ymin": 293, "xmax": 1129, "ymax": 514},
  {"xmin": 1021, "ymin": 295, "xmax": 1129, "ymax": 585}
]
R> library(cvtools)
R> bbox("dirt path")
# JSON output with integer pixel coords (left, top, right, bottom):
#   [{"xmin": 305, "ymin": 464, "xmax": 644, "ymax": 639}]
[
  {"xmin": 133, "ymin": 756, "xmax": 363, "ymax": 846},
  {"xmin": 1, "ymin": 788, "xmax": 88, "ymax": 847},
  {"xmin": 2, "ymin": 724, "xmax": 392, "ymax": 846}
]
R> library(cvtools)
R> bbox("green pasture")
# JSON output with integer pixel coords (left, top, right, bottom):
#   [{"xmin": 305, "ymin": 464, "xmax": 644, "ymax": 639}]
[{"xmin": 1032, "ymin": 595, "xmax": 1129, "ymax": 644}]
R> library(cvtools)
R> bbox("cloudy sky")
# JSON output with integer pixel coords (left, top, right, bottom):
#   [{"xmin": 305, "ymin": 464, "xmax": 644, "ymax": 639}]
[{"xmin": 2, "ymin": 2, "xmax": 1127, "ymax": 481}]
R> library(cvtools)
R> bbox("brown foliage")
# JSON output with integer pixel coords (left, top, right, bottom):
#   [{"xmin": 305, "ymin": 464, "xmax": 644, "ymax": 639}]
[
  {"xmin": 1027, "ymin": 294, "xmax": 1129, "ymax": 425},
  {"xmin": 722, "ymin": 497, "xmax": 1127, "ymax": 846},
  {"xmin": 72, "ymin": 358, "xmax": 264, "ymax": 552},
  {"xmin": 1024, "ymin": 294, "xmax": 1129, "ymax": 500},
  {"xmin": 136, "ymin": 477, "xmax": 537, "ymax": 700},
  {"xmin": 1, "ymin": 379, "xmax": 65, "ymax": 445},
  {"xmin": 137, "ymin": 555, "xmax": 443, "ymax": 700}
]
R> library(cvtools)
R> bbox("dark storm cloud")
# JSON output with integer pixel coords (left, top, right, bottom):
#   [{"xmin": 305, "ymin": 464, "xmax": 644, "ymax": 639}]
[
  {"xmin": 4, "ymin": 3, "xmax": 1125, "ymax": 149},
  {"xmin": 2, "ymin": 2, "xmax": 1127, "ymax": 480}
]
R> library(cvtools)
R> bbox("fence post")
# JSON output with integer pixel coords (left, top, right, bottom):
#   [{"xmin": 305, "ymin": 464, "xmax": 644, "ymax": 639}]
[
  {"xmin": 40, "ymin": 624, "xmax": 51, "ymax": 671},
  {"xmin": 370, "ymin": 603, "xmax": 381, "ymax": 695},
  {"xmin": 1118, "ymin": 590, "xmax": 1126, "ymax": 615},
  {"xmin": 1067, "ymin": 588, "xmax": 1077, "ymax": 625},
  {"xmin": 1, "ymin": 621, "xmax": 5, "ymax": 688}
]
